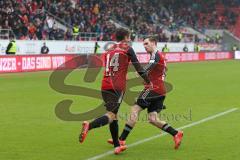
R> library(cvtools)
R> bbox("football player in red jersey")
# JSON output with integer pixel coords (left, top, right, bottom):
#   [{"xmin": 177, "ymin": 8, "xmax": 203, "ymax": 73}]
[
  {"xmin": 79, "ymin": 28, "xmax": 150, "ymax": 154},
  {"xmin": 108, "ymin": 36, "xmax": 183, "ymax": 150}
]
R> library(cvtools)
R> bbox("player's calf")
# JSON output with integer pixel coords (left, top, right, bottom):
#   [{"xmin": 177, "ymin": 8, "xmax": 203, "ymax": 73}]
[
  {"xmin": 148, "ymin": 112, "xmax": 183, "ymax": 149},
  {"xmin": 118, "ymin": 105, "xmax": 142, "ymax": 141},
  {"xmin": 79, "ymin": 113, "xmax": 113, "ymax": 143}
]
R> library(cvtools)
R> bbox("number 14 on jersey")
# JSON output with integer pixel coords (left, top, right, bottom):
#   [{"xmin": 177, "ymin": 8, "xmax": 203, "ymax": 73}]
[{"xmin": 105, "ymin": 53, "xmax": 120, "ymax": 76}]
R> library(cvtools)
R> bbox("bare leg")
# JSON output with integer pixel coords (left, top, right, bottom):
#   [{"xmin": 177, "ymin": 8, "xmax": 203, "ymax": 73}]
[{"xmin": 119, "ymin": 105, "xmax": 143, "ymax": 141}]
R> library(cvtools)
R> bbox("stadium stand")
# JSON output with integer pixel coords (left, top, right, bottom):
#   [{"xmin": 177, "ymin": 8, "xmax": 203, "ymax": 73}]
[{"xmin": 0, "ymin": 0, "xmax": 239, "ymax": 41}]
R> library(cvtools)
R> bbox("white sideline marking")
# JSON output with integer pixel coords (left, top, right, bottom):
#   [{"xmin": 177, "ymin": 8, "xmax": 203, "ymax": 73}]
[{"xmin": 85, "ymin": 108, "xmax": 239, "ymax": 160}]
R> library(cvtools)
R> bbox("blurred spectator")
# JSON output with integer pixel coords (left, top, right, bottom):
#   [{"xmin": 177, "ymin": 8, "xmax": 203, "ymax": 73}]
[
  {"xmin": 94, "ymin": 41, "xmax": 101, "ymax": 54},
  {"xmin": 64, "ymin": 29, "xmax": 73, "ymax": 40},
  {"xmin": 0, "ymin": 0, "xmax": 239, "ymax": 42},
  {"xmin": 162, "ymin": 44, "xmax": 170, "ymax": 52},
  {"xmin": 41, "ymin": 42, "xmax": 49, "ymax": 54},
  {"xmin": 131, "ymin": 29, "xmax": 136, "ymax": 41},
  {"xmin": 46, "ymin": 16, "xmax": 54, "ymax": 30},
  {"xmin": 194, "ymin": 44, "xmax": 201, "ymax": 52},
  {"xmin": 194, "ymin": 35, "xmax": 200, "ymax": 43},
  {"xmin": 232, "ymin": 44, "xmax": 239, "ymax": 51},
  {"xmin": 6, "ymin": 39, "xmax": 16, "ymax": 54},
  {"xmin": 215, "ymin": 33, "xmax": 221, "ymax": 44},
  {"xmin": 72, "ymin": 24, "xmax": 79, "ymax": 40},
  {"xmin": 54, "ymin": 28, "xmax": 64, "ymax": 40},
  {"xmin": 177, "ymin": 31, "xmax": 183, "ymax": 42},
  {"xmin": 205, "ymin": 35, "xmax": 211, "ymax": 43},
  {"xmin": 183, "ymin": 45, "xmax": 188, "ymax": 52}
]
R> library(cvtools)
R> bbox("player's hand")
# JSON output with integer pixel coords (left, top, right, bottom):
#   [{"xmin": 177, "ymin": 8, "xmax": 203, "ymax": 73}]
[
  {"xmin": 144, "ymin": 81, "xmax": 153, "ymax": 89},
  {"xmin": 149, "ymin": 82, "xmax": 154, "ymax": 89}
]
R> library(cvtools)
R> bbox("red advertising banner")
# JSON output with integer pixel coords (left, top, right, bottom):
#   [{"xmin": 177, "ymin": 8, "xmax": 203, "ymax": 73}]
[
  {"xmin": 0, "ymin": 54, "xmax": 87, "ymax": 73},
  {"xmin": 137, "ymin": 52, "xmax": 233, "ymax": 63},
  {"xmin": 0, "ymin": 52, "xmax": 233, "ymax": 74},
  {"xmin": 165, "ymin": 52, "xmax": 233, "ymax": 62}
]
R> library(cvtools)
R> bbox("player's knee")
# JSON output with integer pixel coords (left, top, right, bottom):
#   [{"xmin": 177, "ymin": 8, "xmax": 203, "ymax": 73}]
[
  {"xmin": 129, "ymin": 112, "xmax": 138, "ymax": 123},
  {"xmin": 129, "ymin": 105, "xmax": 141, "ymax": 121},
  {"xmin": 106, "ymin": 112, "xmax": 117, "ymax": 122},
  {"xmin": 148, "ymin": 115, "xmax": 158, "ymax": 124}
]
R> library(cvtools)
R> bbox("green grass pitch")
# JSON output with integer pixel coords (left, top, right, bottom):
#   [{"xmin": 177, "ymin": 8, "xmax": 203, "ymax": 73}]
[{"xmin": 0, "ymin": 60, "xmax": 240, "ymax": 160}]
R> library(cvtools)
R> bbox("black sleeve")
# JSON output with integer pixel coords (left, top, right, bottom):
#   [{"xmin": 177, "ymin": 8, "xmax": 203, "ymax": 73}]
[
  {"xmin": 143, "ymin": 52, "xmax": 160, "ymax": 73},
  {"xmin": 127, "ymin": 47, "xmax": 150, "ymax": 83},
  {"xmin": 6, "ymin": 43, "xmax": 12, "ymax": 53}
]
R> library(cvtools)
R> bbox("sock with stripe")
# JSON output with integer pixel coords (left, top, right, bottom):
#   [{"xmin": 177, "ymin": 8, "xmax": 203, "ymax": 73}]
[
  {"xmin": 119, "ymin": 124, "xmax": 133, "ymax": 141},
  {"xmin": 161, "ymin": 123, "xmax": 178, "ymax": 136}
]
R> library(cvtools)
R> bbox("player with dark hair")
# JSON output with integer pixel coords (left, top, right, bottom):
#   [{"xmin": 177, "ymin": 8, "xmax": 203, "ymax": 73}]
[
  {"xmin": 108, "ymin": 36, "xmax": 183, "ymax": 150},
  {"xmin": 79, "ymin": 28, "xmax": 150, "ymax": 154}
]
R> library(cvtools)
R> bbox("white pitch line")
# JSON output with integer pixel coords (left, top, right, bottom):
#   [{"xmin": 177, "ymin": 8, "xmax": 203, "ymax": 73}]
[{"xmin": 86, "ymin": 108, "xmax": 239, "ymax": 160}]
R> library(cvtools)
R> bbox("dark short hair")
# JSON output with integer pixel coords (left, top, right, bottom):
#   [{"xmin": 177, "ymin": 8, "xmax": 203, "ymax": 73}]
[
  {"xmin": 144, "ymin": 36, "xmax": 158, "ymax": 45},
  {"xmin": 115, "ymin": 28, "xmax": 130, "ymax": 42}
]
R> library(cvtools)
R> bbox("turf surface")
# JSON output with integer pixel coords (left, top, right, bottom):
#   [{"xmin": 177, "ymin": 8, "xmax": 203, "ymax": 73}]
[{"xmin": 0, "ymin": 60, "xmax": 239, "ymax": 160}]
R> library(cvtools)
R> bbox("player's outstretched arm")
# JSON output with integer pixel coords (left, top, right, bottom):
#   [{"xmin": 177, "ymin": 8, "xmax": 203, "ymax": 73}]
[{"xmin": 127, "ymin": 47, "xmax": 150, "ymax": 83}]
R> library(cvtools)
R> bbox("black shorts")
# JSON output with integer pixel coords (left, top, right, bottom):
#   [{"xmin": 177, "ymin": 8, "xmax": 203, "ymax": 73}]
[
  {"xmin": 101, "ymin": 90, "xmax": 124, "ymax": 114},
  {"xmin": 136, "ymin": 89, "xmax": 165, "ymax": 113}
]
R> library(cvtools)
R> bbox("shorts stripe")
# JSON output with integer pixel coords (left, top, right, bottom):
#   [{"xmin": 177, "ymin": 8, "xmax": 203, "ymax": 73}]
[
  {"xmin": 117, "ymin": 91, "xmax": 124, "ymax": 103},
  {"xmin": 141, "ymin": 89, "xmax": 150, "ymax": 99}
]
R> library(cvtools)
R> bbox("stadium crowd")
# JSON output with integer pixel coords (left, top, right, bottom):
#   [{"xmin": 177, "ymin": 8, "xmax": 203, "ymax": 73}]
[{"xmin": 0, "ymin": 0, "xmax": 239, "ymax": 42}]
